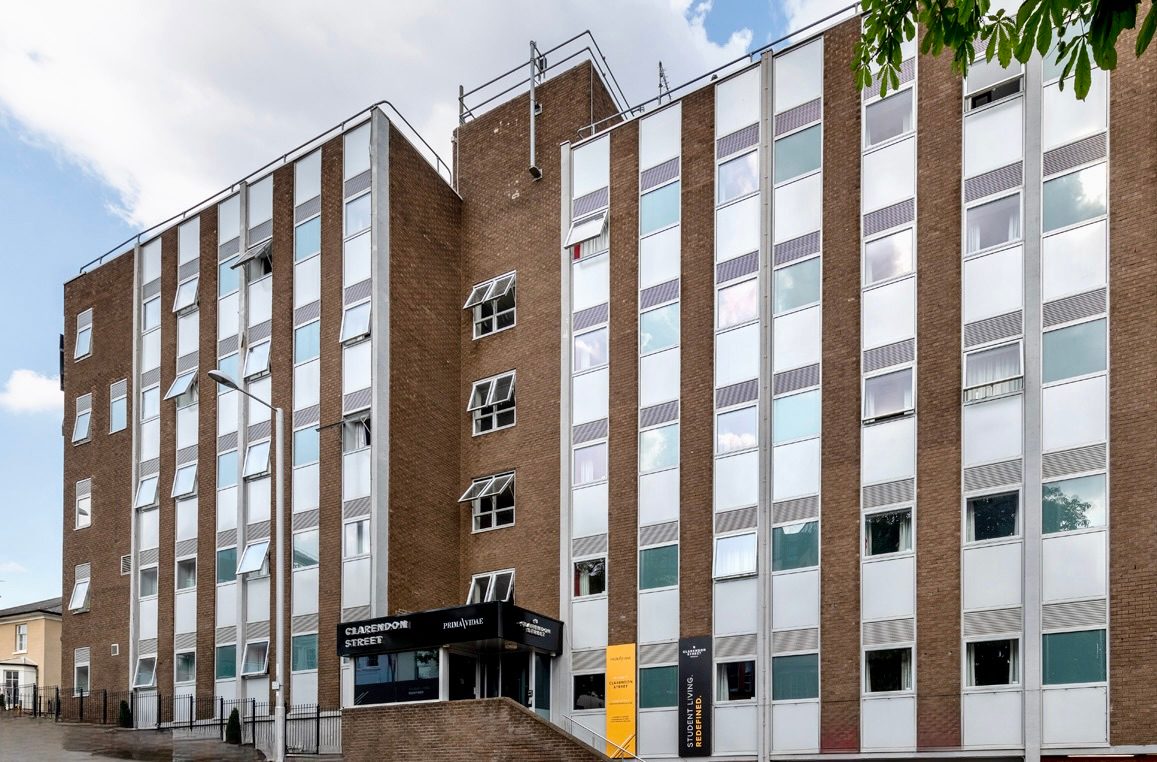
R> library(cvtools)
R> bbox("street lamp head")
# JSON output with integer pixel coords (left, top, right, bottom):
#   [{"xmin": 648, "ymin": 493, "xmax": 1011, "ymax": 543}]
[{"xmin": 207, "ymin": 369, "xmax": 240, "ymax": 392}]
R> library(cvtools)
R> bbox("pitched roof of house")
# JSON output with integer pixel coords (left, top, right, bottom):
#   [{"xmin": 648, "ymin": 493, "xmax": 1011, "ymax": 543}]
[{"xmin": 0, "ymin": 597, "xmax": 63, "ymax": 619}]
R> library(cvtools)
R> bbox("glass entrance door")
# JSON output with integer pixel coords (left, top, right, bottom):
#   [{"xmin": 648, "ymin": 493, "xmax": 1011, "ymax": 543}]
[
  {"xmin": 448, "ymin": 653, "xmax": 477, "ymax": 701},
  {"xmin": 500, "ymin": 651, "xmax": 529, "ymax": 706}
]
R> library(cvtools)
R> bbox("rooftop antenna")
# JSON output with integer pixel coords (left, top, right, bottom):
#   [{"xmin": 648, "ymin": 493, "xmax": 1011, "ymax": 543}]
[
  {"xmin": 528, "ymin": 40, "xmax": 546, "ymax": 180},
  {"xmin": 658, "ymin": 61, "xmax": 672, "ymax": 104}
]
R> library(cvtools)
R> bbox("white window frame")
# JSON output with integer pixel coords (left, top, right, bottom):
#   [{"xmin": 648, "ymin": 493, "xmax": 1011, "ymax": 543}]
[
  {"xmin": 164, "ymin": 371, "xmax": 197, "ymax": 401},
  {"xmin": 243, "ymin": 340, "xmax": 271, "ymax": 379},
  {"xmin": 138, "ymin": 565, "xmax": 159, "ymax": 599},
  {"xmin": 75, "ymin": 490, "xmax": 92, "ymax": 530},
  {"xmin": 172, "ymin": 276, "xmax": 200, "ymax": 313},
  {"xmin": 713, "ymin": 532, "xmax": 758, "ymax": 579},
  {"xmin": 176, "ymin": 557, "xmax": 197, "ymax": 591},
  {"xmin": 243, "ymin": 440, "xmax": 271, "ymax": 479},
  {"xmin": 241, "ymin": 641, "xmax": 270, "ymax": 677},
  {"xmin": 964, "ymin": 59, "xmax": 1024, "ymax": 111},
  {"xmin": 564, "ymin": 211, "xmax": 608, "ymax": 248},
  {"xmin": 468, "ymin": 371, "xmax": 516, "ymax": 435},
  {"xmin": 133, "ymin": 656, "xmax": 157, "ymax": 689},
  {"xmin": 467, "ymin": 569, "xmax": 515, "ymax": 604},
  {"xmin": 72, "ymin": 409, "xmax": 92, "ymax": 444},
  {"xmin": 74, "ymin": 663, "xmax": 90, "ymax": 697},
  {"xmin": 339, "ymin": 300, "xmax": 371, "ymax": 343},
  {"xmin": 465, "ymin": 271, "xmax": 517, "ymax": 339},
  {"xmin": 74, "ymin": 320, "xmax": 92, "ymax": 360},
  {"xmin": 863, "ymin": 646, "xmax": 914, "ymax": 694},
  {"xmin": 134, "ymin": 475, "xmax": 159, "ymax": 509},
  {"xmin": 459, "ymin": 472, "xmax": 516, "ymax": 533},
  {"xmin": 573, "ymin": 557, "xmax": 607, "ymax": 598},
  {"xmin": 964, "ymin": 191, "xmax": 1022, "ymax": 256},
  {"xmin": 174, "ymin": 650, "xmax": 197, "ymax": 685},
  {"xmin": 14, "ymin": 623, "xmax": 27, "ymax": 653},
  {"xmin": 862, "ymin": 506, "xmax": 915, "ymax": 558},
  {"xmin": 964, "ymin": 489, "xmax": 1022, "ymax": 545},
  {"xmin": 862, "ymin": 366, "xmax": 916, "ymax": 422},
  {"xmin": 963, "ymin": 637, "xmax": 1021, "ymax": 689},
  {"xmin": 68, "ymin": 578, "xmax": 90, "ymax": 612},
  {"xmin": 236, "ymin": 540, "xmax": 271, "ymax": 576},
  {"xmin": 715, "ymin": 659, "xmax": 757, "ymax": 703},
  {"xmin": 343, "ymin": 518, "xmax": 370, "ymax": 559},
  {"xmin": 171, "ymin": 463, "xmax": 198, "ymax": 498}
]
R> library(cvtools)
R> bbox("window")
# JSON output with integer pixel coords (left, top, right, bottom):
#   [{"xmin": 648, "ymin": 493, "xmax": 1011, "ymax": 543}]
[
  {"xmin": 717, "ymin": 278, "xmax": 758, "ymax": 329},
  {"xmin": 74, "ymin": 664, "xmax": 90, "ymax": 696},
  {"xmin": 573, "ymin": 443, "xmax": 607, "ymax": 486},
  {"xmin": 340, "ymin": 301, "xmax": 371, "ymax": 342},
  {"xmin": 965, "ymin": 342, "xmax": 1022, "ymax": 390},
  {"xmin": 772, "ymin": 521, "xmax": 819, "ymax": 571},
  {"xmin": 640, "ymin": 226, "xmax": 680, "ymax": 288},
  {"xmin": 133, "ymin": 656, "xmax": 157, "ymax": 688},
  {"xmin": 772, "ymin": 390, "xmax": 820, "ymax": 444},
  {"xmin": 573, "ymin": 673, "xmax": 606, "ymax": 710},
  {"xmin": 134, "ymin": 475, "xmax": 159, "ymax": 509},
  {"xmin": 966, "ymin": 193, "xmax": 1021, "ymax": 254},
  {"xmin": 294, "ymin": 321, "xmax": 321, "ymax": 362},
  {"xmin": 1043, "ymin": 71, "xmax": 1107, "ymax": 149},
  {"xmin": 467, "ymin": 570, "xmax": 514, "ymax": 603},
  {"xmin": 865, "ymin": 648, "xmax": 912, "ymax": 692},
  {"xmin": 75, "ymin": 492, "xmax": 91, "ymax": 530},
  {"xmin": 217, "ymin": 450, "xmax": 238, "ymax": 489},
  {"xmin": 573, "ymin": 328, "xmax": 608, "ymax": 372},
  {"xmin": 964, "ymin": 98, "xmax": 1024, "ymax": 178},
  {"xmin": 343, "ymin": 416, "xmax": 371, "ymax": 452},
  {"xmin": 774, "ymin": 258, "xmax": 821, "ymax": 314},
  {"xmin": 173, "ymin": 277, "xmax": 199, "ymax": 313},
  {"xmin": 344, "ymin": 519, "xmax": 370, "ymax": 558},
  {"xmin": 293, "ymin": 427, "xmax": 319, "ymax": 467},
  {"xmin": 717, "ymin": 406, "xmax": 757, "ymax": 454},
  {"xmin": 174, "ymin": 652, "xmax": 196, "ymax": 684},
  {"xmin": 464, "ymin": 272, "xmax": 516, "ymax": 339},
  {"xmin": 354, "ymin": 649, "xmax": 441, "ymax": 705},
  {"xmin": 293, "ymin": 530, "xmax": 320, "ymax": 569},
  {"xmin": 142, "ymin": 296, "xmax": 161, "ymax": 332},
  {"xmin": 468, "ymin": 371, "xmax": 516, "ymax": 435},
  {"xmin": 292, "ymin": 634, "xmax": 318, "ymax": 672},
  {"xmin": 864, "ymin": 88, "xmax": 913, "ymax": 148},
  {"xmin": 1043, "ymin": 474, "xmax": 1106, "ymax": 534},
  {"xmin": 966, "ymin": 58, "xmax": 1022, "ymax": 109},
  {"xmin": 639, "ymin": 544, "xmax": 678, "ymax": 589},
  {"xmin": 176, "ymin": 498, "xmax": 197, "ymax": 541},
  {"xmin": 74, "ymin": 316, "xmax": 92, "ymax": 359},
  {"xmin": 216, "ymin": 547, "xmax": 237, "ymax": 584},
  {"xmin": 640, "ymin": 424, "xmax": 679, "ymax": 473},
  {"xmin": 573, "ymin": 558, "xmax": 606, "ymax": 597},
  {"xmin": 966, "ymin": 639, "xmax": 1019, "ymax": 687},
  {"xmin": 68, "ymin": 578, "xmax": 90, "ymax": 611},
  {"xmin": 639, "ymin": 665, "xmax": 678, "ymax": 708},
  {"xmin": 864, "ymin": 229, "xmax": 914, "ymax": 285},
  {"xmin": 1042, "ymin": 220, "xmax": 1106, "ymax": 302},
  {"xmin": 243, "ymin": 441, "xmax": 271, "ymax": 478},
  {"xmin": 461, "ymin": 472, "xmax": 515, "ymax": 532},
  {"xmin": 863, "ymin": 368, "xmax": 914, "ymax": 420},
  {"xmin": 718, "ymin": 151, "xmax": 759, "ymax": 203},
  {"xmin": 1043, "ymin": 319, "xmax": 1105, "ymax": 384},
  {"xmin": 639, "ymin": 303, "xmax": 679, "ymax": 354},
  {"xmin": 716, "ymin": 661, "xmax": 756, "ymax": 702},
  {"xmin": 345, "ymin": 194, "xmax": 371, "ymax": 236},
  {"xmin": 138, "ymin": 566, "xmax": 158, "ymax": 597},
  {"xmin": 109, "ymin": 392, "xmax": 127, "ymax": 433},
  {"xmin": 772, "ymin": 653, "xmax": 819, "ymax": 700},
  {"xmin": 573, "ymin": 253, "xmax": 609, "ymax": 313},
  {"xmin": 1043, "ymin": 629, "xmax": 1106, "ymax": 684},
  {"xmin": 564, "ymin": 212, "xmax": 608, "ymax": 248},
  {"xmin": 344, "ymin": 232, "xmax": 370, "ymax": 286},
  {"xmin": 714, "ymin": 533, "xmax": 757, "ymax": 578},
  {"xmin": 967, "ymin": 492, "xmax": 1020, "ymax": 542},
  {"xmin": 773, "ymin": 125, "xmax": 821, "ymax": 184},
  {"xmin": 1043, "ymin": 164, "xmax": 1106, "ymax": 233},
  {"xmin": 864, "ymin": 508, "xmax": 912, "ymax": 556},
  {"xmin": 219, "ymin": 257, "xmax": 240, "ymax": 297},
  {"xmin": 243, "ymin": 340, "xmax": 271, "ymax": 378},
  {"xmin": 14, "ymin": 624, "xmax": 27, "ymax": 653},
  {"xmin": 295, "ymin": 217, "xmax": 321, "ymax": 261},
  {"xmin": 640, "ymin": 181, "xmax": 680, "ymax": 235},
  {"xmin": 242, "ymin": 641, "xmax": 270, "ymax": 677},
  {"xmin": 215, "ymin": 645, "xmax": 237, "ymax": 680},
  {"xmin": 72, "ymin": 408, "xmax": 91, "ymax": 444},
  {"xmin": 176, "ymin": 558, "xmax": 197, "ymax": 590},
  {"xmin": 171, "ymin": 463, "xmax": 198, "ymax": 498},
  {"xmin": 236, "ymin": 541, "xmax": 270, "ymax": 576}
]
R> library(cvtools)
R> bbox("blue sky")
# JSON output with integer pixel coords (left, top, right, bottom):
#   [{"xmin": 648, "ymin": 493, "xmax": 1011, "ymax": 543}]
[{"xmin": 0, "ymin": 1, "xmax": 835, "ymax": 607}]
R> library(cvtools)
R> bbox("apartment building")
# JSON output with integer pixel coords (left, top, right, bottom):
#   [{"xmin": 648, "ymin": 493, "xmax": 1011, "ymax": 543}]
[
  {"xmin": 61, "ymin": 13, "xmax": 1157, "ymax": 760},
  {"xmin": 0, "ymin": 598, "xmax": 61, "ymax": 701}
]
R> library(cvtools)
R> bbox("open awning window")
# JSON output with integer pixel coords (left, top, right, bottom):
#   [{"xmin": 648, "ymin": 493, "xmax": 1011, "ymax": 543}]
[
  {"xmin": 462, "ymin": 272, "xmax": 517, "ymax": 310},
  {"xmin": 563, "ymin": 210, "xmax": 608, "ymax": 248},
  {"xmin": 466, "ymin": 371, "xmax": 516, "ymax": 412},
  {"xmin": 230, "ymin": 240, "xmax": 272, "ymax": 269},
  {"xmin": 171, "ymin": 463, "xmax": 198, "ymax": 498},
  {"xmin": 164, "ymin": 370, "xmax": 197, "ymax": 400},
  {"xmin": 458, "ymin": 472, "xmax": 515, "ymax": 503},
  {"xmin": 236, "ymin": 540, "xmax": 271, "ymax": 575},
  {"xmin": 172, "ymin": 276, "xmax": 200, "ymax": 313}
]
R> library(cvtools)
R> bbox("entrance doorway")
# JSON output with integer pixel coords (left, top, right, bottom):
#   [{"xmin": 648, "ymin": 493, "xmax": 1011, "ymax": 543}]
[{"xmin": 448, "ymin": 653, "xmax": 476, "ymax": 701}]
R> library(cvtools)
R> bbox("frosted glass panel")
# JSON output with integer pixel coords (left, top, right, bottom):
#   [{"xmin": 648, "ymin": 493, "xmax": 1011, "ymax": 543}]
[
  {"xmin": 1043, "ymin": 532, "xmax": 1106, "ymax": 601},
  {"xmin": 716, "ymin": 67, "xmax": 761, "ymax": 136},
  {"xmin": 863, "ymin": 138, "xmax": 915, "ymax": 213},
  {"xmin": 640, "ymin": 103, "xmax": 681, "ymax": 169},
  {"xmin": 717, "ymin": 195, "xmax": 760, "ymax": 261},
  {"xmin": 639, "ymin": 469, "xmax": 679, "ymax": 525},
  {"xmin": 1043, "ymin": 376, "xmax": 1105, "ymax": 452},
  {"xmin": 773, "ymin": 439, "xmax": 820, "ymax": 500},
  {"xmin": 962, "ymin": 395, "xmax": 1023, "ymax": 466},
  {"xmin": 1043, "ymin": 70, "xmax": 1106, "ymax": 150},
  {"xmin": 572, "ymin": 368, "xmax": 609, "ymax": 425},
  {"xmin": 640, "ymin": 349, "xmax": 680, "ymax": 407},
  {"xmin": 773, "ymin": 307, "xmax": 821, "ymax": 372},
  {"xmin": 963, "ymin": 246, "xmax": 1023, "ymax": 323},
  {"xmin": 1042, "ymin": 221, "xmax": 1106, "ymax": 301},
  {"xmin": 716, "ymin": 324, "xmax": 759, "ymax": 387},
  {"xmin": 773, "ymin": 390, "xmax": 820, "ymax": 444},
  {"xmin": 716, "ymin": 451, "xmax": 757, "ymax": 511},
  {"xmin": 862, "ymin": 417, "xmax": 915, "ymax": 484},
  {"xmin": 773, "ymin": 174, "xmax": 822, "ymax": 243},
  {"xmin": 573, "ymin": 483, "xmax": 609, "ymax": 537},
  {"xmin": 774, "ymin": 41, "xmax": 823, "ymax": 113},
  {"xmin": 863, "ymin": 278, "xmax": 915, "ymax": 349},
  {"xmin": 964, "ymin": 98, "xmax": 1023, "ymax": 177},
  {"xmin": 640, "ymin": 227, "xmax": 681, "ymax": 288},
  {"xmin": 573, "ymin": 254, "xmax": 609, "ymax": 313},
  {"xmin": 572, "ymin": 136, "xmax": 609, "ymax": 199}
]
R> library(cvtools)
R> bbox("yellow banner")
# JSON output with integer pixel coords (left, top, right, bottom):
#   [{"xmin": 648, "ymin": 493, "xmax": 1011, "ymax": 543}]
[{"xmin": 605, "ymin": 643, "xmax": 637, "ymax": 758}]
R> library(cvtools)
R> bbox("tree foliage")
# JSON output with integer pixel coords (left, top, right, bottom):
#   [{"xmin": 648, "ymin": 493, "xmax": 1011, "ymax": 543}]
[
  {"xmin": 854, "ymin": 0, "xmax": 1157, "ymax": 99},
  {"xmin": 118, "ymin": 699, "xmax": 133, "ymax": 728},
  {"xmin": 225, "ymin": 707, "xmax": 243, "ymax": 744}
]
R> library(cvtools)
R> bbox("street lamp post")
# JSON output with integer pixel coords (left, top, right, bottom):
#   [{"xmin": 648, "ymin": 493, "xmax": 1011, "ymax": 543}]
[{"xmin": 208, "ymin": 369, "xmax": 286, "ymax": 762}]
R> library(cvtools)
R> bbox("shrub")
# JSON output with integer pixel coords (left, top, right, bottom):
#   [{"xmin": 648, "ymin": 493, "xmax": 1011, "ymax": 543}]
[
  {"xmin": 118, "ymin": 700, "xmax": 133, "ymax": 728},
  {"xmin": 225, "ymin": 707, "xmax": 242, "ymax": 744},
  {"xmin": 0, "ymin": 693, "xmax": 7, "ymax": 710}
]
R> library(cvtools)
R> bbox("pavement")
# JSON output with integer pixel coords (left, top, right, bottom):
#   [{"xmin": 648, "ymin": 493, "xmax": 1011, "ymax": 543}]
[{"xmin": 0, "ymin": 716, "xmax": 268, "ymax": 761}]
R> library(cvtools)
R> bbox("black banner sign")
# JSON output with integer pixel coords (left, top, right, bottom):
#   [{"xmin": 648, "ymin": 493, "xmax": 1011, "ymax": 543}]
[{"xmin": 678, "ymin": 635, "xmax": 712, "ymax": 757}]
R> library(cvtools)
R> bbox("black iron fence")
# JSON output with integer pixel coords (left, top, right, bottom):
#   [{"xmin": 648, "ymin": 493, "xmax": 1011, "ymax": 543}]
[{"xmin": 0, "ymin": 683, "xmax": 341, "ymax": 755}]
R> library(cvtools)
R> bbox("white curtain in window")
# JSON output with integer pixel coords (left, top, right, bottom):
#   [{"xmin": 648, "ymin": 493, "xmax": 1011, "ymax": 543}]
[
  {"xmin": 900, "ymin": 649, "xmax": 912, "ymax": 690},
  {"xmin": 966, "ymin": 343, "xmax": 1021, "ymax": 387},
  {"xmin": 898, "ymin": 515, "xmax": 912, "ymax": 552},
  {"xmin": 717, "ymin": 666, "xmax": 731, "ymax": 701}
]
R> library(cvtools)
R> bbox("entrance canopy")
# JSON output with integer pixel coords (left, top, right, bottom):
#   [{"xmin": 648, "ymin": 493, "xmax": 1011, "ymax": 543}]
[{"xmin": 336, "ymin": 601, "xmax": 563, "ymax": 658}]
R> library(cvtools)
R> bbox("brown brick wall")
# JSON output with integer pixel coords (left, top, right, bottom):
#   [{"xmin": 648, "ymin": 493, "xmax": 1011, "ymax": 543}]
[
  {"xmin": 607, "ymin": 120, "xmax": 639, "ymax": 645},
  {"xmin": 156, "ymin": 226, "xmax": 179, "ymax": 700},
  {"xmin": 455, "ymin": 62, "xmax": 618, "ymax": 618},
  {"xmin": 62, "ymin": 250, "xmax": 137, "ymax": 693},
  {"xmin": 195, "ymin": 206, "xmax": 219, "ymax": 705},
  {"xmin": 678, "ymin": 86, "xmax": 715, "ymax": 639},
  {"xmin": 342, "ymin": 698, "xmax": 607, "ymax": 762},
  {"xmin": 1108, "ymin": 29, "xmax": 1157, "ymax": 746},
  {"xmin": 818, "ymin": 17, "xmax": 862, "ymax": 751},
  {"xmin": 914, "ymin": 37, "xmax": 963, "ymax": 749}
]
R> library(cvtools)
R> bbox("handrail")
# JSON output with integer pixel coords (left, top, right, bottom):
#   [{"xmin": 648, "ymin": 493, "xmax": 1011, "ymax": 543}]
[{"xmin": 559, "ymin": 713, "xmax": 648, "ymax": 761}]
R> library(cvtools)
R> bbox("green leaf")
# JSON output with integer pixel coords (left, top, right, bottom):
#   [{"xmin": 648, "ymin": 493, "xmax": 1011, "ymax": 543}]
[
  {"xmin": 997, "ymin": 26, "xmax": 1014, "ymax": 66},
  {"xmin": 1075, "ymin": 43, "xmax": 1092, "ymax": 99},
  {"xmin": 1015, "ymin": 10, "xmax": 1042, "ymax": 62},
  {"xmin": 1137, "ymin": 2, "xmax": 1157, "ymax": 55},
  {"xmin": 1036, "ymin": 13, "xmax": 1053, "ymax": 56}
]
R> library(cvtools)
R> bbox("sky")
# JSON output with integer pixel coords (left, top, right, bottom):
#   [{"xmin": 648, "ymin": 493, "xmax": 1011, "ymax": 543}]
[{"xmin": 0, "ymin": 0, "xmax": 852, "ymax": 607}]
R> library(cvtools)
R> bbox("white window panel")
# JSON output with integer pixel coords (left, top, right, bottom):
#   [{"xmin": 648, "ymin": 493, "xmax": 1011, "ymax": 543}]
[
  {"xmin": 68, "ymin": 579, "xmax": 90, "ymax": 611},
  {"xmin": 141, "ymin": 329, "xmax": 161, "ymax": 372},
  {"xmin": 1042, "ymin": 532, "xmax": 1106, "ymax": 602},
  {"xmin": 139, "ymin": 508, "xmax": 159, "ymax": 549},
  {"xmin": 342, "ymin": 341, "xmax": 372, "ymax": 395},
  {"xmin": 1043, "ymin": 70, "xmax": 1106, "ymax": 150},
  {"xmin": 173, "ymin": 277, "xmax": 199, "ymax": 313},
  {"xmin": 141, "ymin": 239, "xmax": 162, "ymax": 283},
  {"xmin": 773, "ymin": 306, "xmax": 821, "ymax": 372},
  {"xmin": 248, "ymin": 376, "xmax": 271, "ymax": 423},
  {"xmin": 294, "ymin": 256, "xmax": 320, "ymax": 309},
  {"xmin": 716, "ymin": 67, "xmax": 761, "ymax": 136},
  {"xmin": 1042, "ymin": 221, "xmax": 1106, "ymax": 301},
  {"xmin": 715, "ymin": 451, "xmax": 758, "ymax": 511},
  {"xmin": 572, "ymin": 367, "xmax": 608, "ymax": 425},
  {"xmin": 715, "ymin": 577, "xmax": 759, "ymax": 635},
  {"xmin": 292, "ymin": 567, "xmax": 320, "ymax": 616},
  {"xmin": 573, "ymin": 483, "xmax": 609, "ymax": 537},
  {"xmin": 573, "ymin": 254, "xmax": 609, "ymax": 313},
  {"xmin": 771, "ymin": 570, "xmax": 819, "ymax": 630},
  {"xmin": 638, "ymin": 468, "xmax": 679, "ymax": 525},
  {"xmin": 243, "ymin": 441, "xmax": 271, "ymax": 478},
  {"xmin": 293, "ymin": 463, "xmax": 320, "ymax": 513},
  {"xmin": 773, "ymin": 439, "xmax": 820, "ymax": 500},
  {"xmin": 862, "ymin": 555, "xmax": 916, "ymax": 621},
  {"xmin": 715, "ymin": 324, "xmax": 758, "ymax": 388},
  {"xmin": 340, "ymin": 301, "xmax": 372, "ymax": 342},
  {"xmin": 773, "ymin": 40, "xmax": 823, "ymax": 113},
  {"xmin": 176, "ymin": 498, "xmax": 198, "ymax": 541},
  {"xmin": 572, "ymin": 136, "xmax": 610, "ymax": 199},
  {"xmin": 171, "ymin": 463, "xmax": 198, "ymax": 498},
  {"xmin": 247, "ymin": 176, "xmax": 273, "ymax": 227},
  {"xmin": 564, "ymin": 212, "xmax": 608, "ymax": 248},
  {"xmin": 718, "ymin": 278, "xmax": 759, "ymax": 330},
  {"xmin": 963, "ymin": 246, "xmax": 1023, "ymax": 323},
  {"xmin": 862, "ymin": 416, "xmax": 916, "ymax": 484},
  {"xmin": 295, "ymin": 150, "xmax": 321, "ymax": 205},
  {"xmin": 178, "ymin": 218, "xmax": 200, "ymax": 264},
  {"xmin": 716, "ymin": 195, "xmax": 760, "ymax": 261},
  {"xmin": 217, "ymin": 487, "xmax": 237, "ymax": 531},
  {"xmin": 640, "ymin": 349, "xmax": 680, "ymax": 407},
  {"xmin": 72, "ymin": 409, "xmax": 91, "ymax": 443},
  {"xmin": 236, "ymin": 540, "xmax": 270, "ymax": 575},
  {"xmin": 864, "ymin": 228, "xmax": 914, "ymax": 285},
  {"xmin": 217, "ymin": 292, "xmax": 239, "ymax": 339},
  {"xmin": 343, "ymin": 123, "xmax": 370, "ymax": 179},
  {"xmin": 1043, "ymin": 376, "xmax": 1106, "ymax": 452},
  {"xmin": 773, "ymin": 173, "xmax": 821, "ymax": 243},
  {"xmin": 863, "ymin": 277, "xmax": 914, "ymax": 350},
  {"xmin": 344, "ymin": 232, "xmax": 371, "ymax": 286},
  {"xmin": 217, "ymin": 389, "xmax": 238, "ymax": 436},
  {"xmin": 963, "ymin": 542, "xmax": 1023, "ymax": 610},
  {"xmin": 244, "ymin": 340, "xmax": 271, "ymax": 378},
  {"xmin": 294, "ymin": 360, "xmax": 320, "ymax": 410},
  {"xmin": 140, "ymin": 417, "xmax": 160, "ymax": 461},
  {"xmin": 246, "ymin": 477, "xmax": 271, "ymax": 524},
  {"xmin": 715, "ymin": 533, "xmax": 758, "ymax": 578},
  {"xmin": 963, "ymin": 98, "xmax": 1023, "ymax": 178},
  {"xmin": 638, "ymin": 588, "xmax": 679, "ymax": 643},
  {"xmin": 963, "ymin": 394, "xmax": 1023, "ymax": 467},
  {"xmin": 639, "ymin": 102, "xmax": 681, "ymax": 169},
  {"xmin": 247, "ymin": 276, "xmax": 272, "ymax": 328},
  {"xmin": 218, "ymin": 195, "xmax": 240, "ymax": 243},
  {"xmin": 135, "ymin": 475, "xmax": 159, "ymax": 509},
  {"xmin": 640, "ymin": 226, "xmax": 680, "ymax": 288},
  {"xmin": 863, "ymin": 137, "xmax": 915, "ymax": 213},
  {"xmin": 343, "ymin": 449, "xmax": 371, "ymax": 500}
]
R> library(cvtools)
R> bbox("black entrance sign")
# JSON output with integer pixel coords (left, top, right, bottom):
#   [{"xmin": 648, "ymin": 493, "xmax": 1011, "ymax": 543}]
[
  {"xmin": 337, "ymin": 601, "xmax": 563, "ymax": 657},
  {"xmin": 678, "ymin": 635, "xmax": 712, "ymax": 757}
]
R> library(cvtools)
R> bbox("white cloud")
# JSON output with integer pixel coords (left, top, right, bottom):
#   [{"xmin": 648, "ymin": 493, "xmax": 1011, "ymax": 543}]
[
  {"xmin": 779, "ymin": 0, "xmax": 857, "ymax": 42},
  {"xmin": 0, "ymin": 561, "xmax": 29, "ymax": 575},
  {"xmin": 0, "ymin": 369, "xmax": 63, "ymax": 415},
  {"xmin": 0, "ymin": 0, "xmax": 752, "ymax": 230}
]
